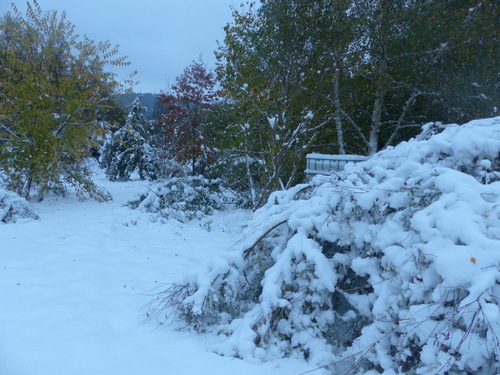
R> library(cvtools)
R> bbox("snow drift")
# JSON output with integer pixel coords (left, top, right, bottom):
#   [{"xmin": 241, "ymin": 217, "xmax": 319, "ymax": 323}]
[{"xmin": 151, "ymin": 117, "xmax": 500, "ymax": 374}]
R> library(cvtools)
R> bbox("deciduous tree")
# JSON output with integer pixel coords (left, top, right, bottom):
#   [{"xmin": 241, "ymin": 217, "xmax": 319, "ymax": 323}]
[
  {"xmin": 0, "ymin": 1, "xmax": 136, "ymax": 199},
  {"xmin": 216, "ymin": 2, "xmax": 335, "ymax": 192},
  {"xmin": 217, "ymin": 0, "xmax": 500, "ymax": 159},
  {"xmin": 156, "ymin": 58, "xmax": 221, "ymax": 176}
]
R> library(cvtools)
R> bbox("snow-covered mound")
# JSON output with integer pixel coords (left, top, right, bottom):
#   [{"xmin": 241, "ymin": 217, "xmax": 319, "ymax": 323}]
[
  {"xmin": 0, "ymin": 176, "xmax": 38, "ymax": 223},
  {"xmin": 152, "ymin": 117, "xmax": 500, "ymax": 374}
]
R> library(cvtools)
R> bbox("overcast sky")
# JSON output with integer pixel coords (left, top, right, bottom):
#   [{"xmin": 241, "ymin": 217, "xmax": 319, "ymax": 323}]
[{"xmin": 0, "ymin": 0, "xmax": 236, "ymax": 93}]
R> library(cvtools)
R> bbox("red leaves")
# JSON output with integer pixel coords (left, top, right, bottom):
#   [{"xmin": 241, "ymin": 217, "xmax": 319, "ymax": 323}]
[{"xmin": 156, "ymin": 57, "xmax": 222, "ymax": 170}]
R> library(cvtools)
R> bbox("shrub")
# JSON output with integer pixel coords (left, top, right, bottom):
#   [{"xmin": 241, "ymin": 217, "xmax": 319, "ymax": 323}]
[
  {"xmin": 0, "ymin": 174, "xmax": 38, "ymax": 223},
  {"xmin": 128, "ymin": 176, "xmax": 224, "ymax": 222},
  {"xmin": 146, "ymin": 117, "xmax": 500, "ymax": 374},
  {"xmin": 206, "ymin": 150, "xmax": 266, "ymax": 210}
]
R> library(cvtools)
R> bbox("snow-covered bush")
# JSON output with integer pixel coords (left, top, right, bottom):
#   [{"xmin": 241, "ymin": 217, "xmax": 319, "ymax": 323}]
[
  {"xmin": 148, "ymin": 117, "xmax": 500, "ymax": 374},
  {"xmin": 0, "ymin": 174, "xmax": 38, "ymax": 223},
  {"xmin": 128, "ymin": 176, "xmax": 224, "ymax": 222}
]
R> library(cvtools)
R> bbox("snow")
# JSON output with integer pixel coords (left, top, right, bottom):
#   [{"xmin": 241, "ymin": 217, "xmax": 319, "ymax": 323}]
[
  {"xmin": 159, "ymin": 116, "xmax": 500, "ymax": 374},
  {"xmin": 0, "ymin": 173, "xmax": 315, "ymax": 375},
  {"xmin": 5, "ymin": 116, "xmax": 500, "ymax": 374},
  {"xmin": 267, "ymin": 116, "xmax": 276, "ymax": 129},
  {"xmin": 0, "ymin": 175, "xmax": 38, "ymax": 224},
  {"xmin": 305, "ymin": 154, "xmax": 368, "ymax": 177}
]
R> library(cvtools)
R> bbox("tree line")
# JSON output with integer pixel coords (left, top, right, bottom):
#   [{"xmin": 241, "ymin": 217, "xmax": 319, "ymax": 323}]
[
  {"xmin": 1, "ymin": 0, "xmax": 499, "ymax": 207},
  {"xmin": 147, "ymin": 0, "xmax": 500, "ymax": 208},
  {"xmin": 213, "ymin": 0, "xmax": 500, "ymax": 188}
]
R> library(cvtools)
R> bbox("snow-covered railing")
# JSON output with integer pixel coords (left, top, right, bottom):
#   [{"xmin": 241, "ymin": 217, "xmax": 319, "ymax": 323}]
[{"xmin": 305, "ymin": 153, "xmax": 368, "ymax": 179}]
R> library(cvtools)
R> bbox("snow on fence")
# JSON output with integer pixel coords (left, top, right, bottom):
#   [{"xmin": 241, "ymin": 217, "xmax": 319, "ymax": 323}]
[{"xmin": 305, "ymin": 153, "xmax": 368, "ymax": 179}]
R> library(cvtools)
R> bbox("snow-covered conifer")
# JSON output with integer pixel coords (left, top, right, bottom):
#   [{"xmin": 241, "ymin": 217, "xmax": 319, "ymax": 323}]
[
  {"xmin": 100, "ymin": 98, "xmax": 159, "ymax": 181},
  {"xmin": 128, "ymin": 176, "xmax": 224, "ymax": 223}
]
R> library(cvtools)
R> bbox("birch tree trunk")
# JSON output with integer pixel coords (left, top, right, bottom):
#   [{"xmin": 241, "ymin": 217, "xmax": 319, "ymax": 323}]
[
  {"xmin": 333, "ymin": 59, "xmax": 346, "ymax": 155},
  {"xmin": 368, "ymin": 57, "xmax": 387, "ymax": 155}
]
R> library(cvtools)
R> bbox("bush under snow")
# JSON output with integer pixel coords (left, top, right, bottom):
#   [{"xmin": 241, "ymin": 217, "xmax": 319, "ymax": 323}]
[
  {"xmin": 148, "ymin": 117, "xmax": 500, "ymax": 374},
  {"xmin": 128, "ymin": 176, "xmax": 224, "ymax": 223},
  {"xmin": 0, "ymin": 175, "xmax": 38, "ymax": 223}
]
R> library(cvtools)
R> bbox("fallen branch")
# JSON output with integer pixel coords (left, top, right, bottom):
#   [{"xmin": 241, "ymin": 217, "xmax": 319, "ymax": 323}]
[{"xmin": 243, "ymin": 219, "xmax": 288, "ymax": 260}]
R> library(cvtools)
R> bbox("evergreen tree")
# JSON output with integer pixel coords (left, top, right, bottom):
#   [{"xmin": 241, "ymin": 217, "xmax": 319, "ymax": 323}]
[
  {"xmin": 100, "ymin": 97, "xmax": 159, "ymax": 181},
  {"xmin": 0, "ymin": 1, "xmax": 136, "ymax": 199}
]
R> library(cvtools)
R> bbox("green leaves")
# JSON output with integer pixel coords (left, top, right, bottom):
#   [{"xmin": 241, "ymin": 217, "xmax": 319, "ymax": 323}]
[
  {"xmin": 216, "ymin": 0, "xmax": 500, "ymax": 161},
  {"xmin": 216, "ymin": 1, "xmax": 334, "ymax": 192},
  {"xmin": 0, "ymin": 0, "xmax": 134, "ymax": 199}
]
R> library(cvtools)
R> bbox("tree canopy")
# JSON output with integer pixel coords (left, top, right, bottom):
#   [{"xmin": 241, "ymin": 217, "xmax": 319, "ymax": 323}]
[
  {"xmin": 156, "ymin": 58, "xmax": 221, "ymax": 176},
  {"xmin": 216, "ymin": 0, "xmax": 500, "ymax": 159},
  {"xmin": 0, "ymin": 0, "xmax": 136, "ymax": 199}
]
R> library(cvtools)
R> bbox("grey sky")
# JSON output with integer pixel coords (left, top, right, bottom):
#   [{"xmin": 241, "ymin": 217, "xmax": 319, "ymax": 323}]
[{"xmin": 0, "ymin": 0, "xmax": 236, "ymax": 93}]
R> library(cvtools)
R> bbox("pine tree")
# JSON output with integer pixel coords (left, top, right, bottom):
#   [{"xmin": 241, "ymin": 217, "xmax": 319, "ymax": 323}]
[{"xmin": 100, "ymin": 97, "xmax": 159, "ymax": 181}]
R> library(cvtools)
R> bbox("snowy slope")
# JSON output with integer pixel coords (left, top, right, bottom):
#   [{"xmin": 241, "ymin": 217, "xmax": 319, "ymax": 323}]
[{"xmin": 0, "ymin": 173, "xmax": 317, "ymax": 375}]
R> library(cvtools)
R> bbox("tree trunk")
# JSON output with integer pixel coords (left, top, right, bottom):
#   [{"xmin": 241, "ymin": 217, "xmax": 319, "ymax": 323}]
[
  {"xmin": 368, "ymin": 57, "xmax": 387, "ymax": 156},
  {"xmin": 333, "ymin": 60, "xmax": 346, "ymax": 155}
]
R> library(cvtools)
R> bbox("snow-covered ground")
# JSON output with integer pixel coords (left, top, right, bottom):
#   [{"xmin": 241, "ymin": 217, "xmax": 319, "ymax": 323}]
[
  {"xmin": 0, "ymin": 173, "xmax": 318, "ymax": 375},
  {"xmin": 7, "ymin": 118, "xmax": 500, "ymax": 375}
]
